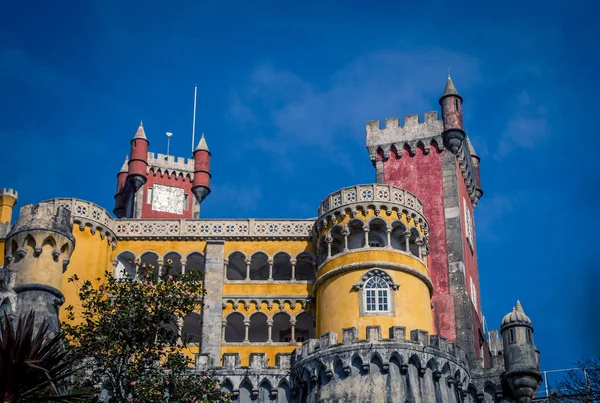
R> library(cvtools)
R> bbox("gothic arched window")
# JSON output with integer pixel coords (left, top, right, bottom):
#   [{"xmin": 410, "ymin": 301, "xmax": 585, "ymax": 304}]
[
  {"xmin": 364, "ymin": 277, "xmax": 390, "ymax": 313},
  {"xmin": 353, "ymin": 269, "xmax": 399, "ymax": 316}
]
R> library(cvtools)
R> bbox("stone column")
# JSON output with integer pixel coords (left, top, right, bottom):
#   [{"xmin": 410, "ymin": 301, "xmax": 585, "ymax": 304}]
[
  {"xmin": 326, "ymin": 236, "xmax": 332, "ymax": 258},
  {"xmin": 364, "ymin": 226, "xmax": 370, "ymax": 247},
  {"xmin": 342, "ymin": 228, "xmax": 349, "ymax": 251},
  {"xmin": 199, "ymin": 240, "xmax": 225, "ymax": 362},
  {"xmin": 157, "ymin": 259, "xmax": 164, "ymax": 280},
  {"xmin": 181, "ymin": 260, "xmax": 187, "ymax": 275},
  {"xmin": 386, "ymin": 227, "xmax": 392, "ymax": 248},
  {"xmin": 290, "ymin": 260, "xmax": 296, "ymax": 281},
  {"xmin": 221, "ymin": 320, "xmax": 227, "ymax": 342},
  {"xmin": 177, "ymin": 317, "xmax": 184, "ymax": 345},
  {"xmin": 268, "ymin": 259, "xmax": 274, "ymax": 281},
  {"xmin": 267, "ymin": 319, "xmax": 273, "ymax": 342},
  {"xmin": 222, "ymin": 260, "xmax": 228, "ymax": 281},
  {"xmin": 403, "ymin": 230, "xmax": 411, "ymax": 252},
  {"xmin": 416, "ymin": 239, "xmax": 424, "ymax": 259},
  {"xmin": 245, "ymin": 258, "xmax": 251, "ymax": 281},
  {"xmin": 290, "ymin": 318, "xmax": 296, "ymax": 342},
  {"xmin": 243, "ymin": 319, "xmax": 250, "ymax": 342}
]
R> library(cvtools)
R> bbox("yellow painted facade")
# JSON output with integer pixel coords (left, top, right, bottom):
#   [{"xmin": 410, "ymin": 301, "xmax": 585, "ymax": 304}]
[
  {"xmin": 0, "ymin": 193, "xmax": 18, "ymax": 224},
  {"xmin": 2, "ymin": 183, "xmax": 434, "ymax": 369},
  {"xmin": 59, "ymin": 225, "xmax": 115, "ymax": 322}
]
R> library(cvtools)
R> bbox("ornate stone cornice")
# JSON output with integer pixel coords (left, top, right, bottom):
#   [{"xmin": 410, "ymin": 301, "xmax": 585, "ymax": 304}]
[
  {"xmin": 316, "ymin": 184, "xmax": 428, "ymax": 235},
  {"xmin": 38, "ymin": 199, "xmax": 117, "ymax": 248},
  {"xmin": 223, "ymin": 295, "xmax": 313, "ymax": 312},
  {"xmin": 313, "ymin": 260, "xmax": 433, "ymax": 296},
  {"xmin": 113, "ymin": 219, "xmax": 314, "ymax": 240}
]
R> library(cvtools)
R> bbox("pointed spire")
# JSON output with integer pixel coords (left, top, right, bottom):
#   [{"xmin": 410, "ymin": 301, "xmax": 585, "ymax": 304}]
[
  {"xmin": 501, "ymin": 299, "xmax": 532, "ymax": 327},
  {"xmin": 133, "ymin": 120, "xmax": 147, "ymax": 140},
  {"xmin": 515, "ymin": 299, "xmax": 525, "ymax": 313},
  {"xmin": 195, "ymin": 132, "xmax": 209, "ymax": 152},
  {"xmin": 442, "ymin": 76, "xmax": 460, "ymax": 98},
  {"xmin": 119, "ymin": 156, "xmax": 129, "ymax": 173}
]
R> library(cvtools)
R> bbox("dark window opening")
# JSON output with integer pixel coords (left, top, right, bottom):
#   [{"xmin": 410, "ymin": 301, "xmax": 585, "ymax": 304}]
[
  {"xmin": 455, "ymin": 99, "xmax": 459, "ymax": 111},
  {"xmin": 526, "ymin": 329, "xmax": 533, "ymax": 344},
  {"xmin": 509, "ymin": 328, "xmax": 516, "ymax": 344}
]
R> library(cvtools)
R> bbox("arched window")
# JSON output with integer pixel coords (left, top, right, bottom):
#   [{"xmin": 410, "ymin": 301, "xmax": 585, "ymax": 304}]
[
  {"xmin": 250, "ymin": 252, "xmax": 269, "ymax": 280},
  {"xmin": 163, "ymin": 251, "xmax": 182, "ymax": 276},
  {"xmin": 224, "ymin": 312, "xmax": 245, "ymax": 343},
  {"xmin": 294, "ymin": 312, "xmax": 315, "ymax": 342},
  {"xmin": 115, "ymin": 251, "xmax": 136, "ymax": 279},
  {"xmin": 272, "ymin": 252, "xmax": 292, "ymax": 280},
  {"xmin": 226, "ymin": 252, "xmax": 246, "ymax": 280},
  {"xmin": 347, "ymin": 219, "xmax": 365, "ymax": 249},
  {"xmin": 249, "ymin": 312, "xmax": 268, "ymax": 342},
  {"xmin": 186, "ymin": 252, "xmax": 205, "ymax": 277},
  {"xmin": 295, "ymin": 252, "xmax": 315, "ymax": 281},
  {"xmin": 354, "ymin": 269, "xmax": 399, "ymax": 316},
  {"xmin": 330, "ymin": 225, "xmax": 344, "ymax": 256},
  {"xmin": 368, "ymin": 218, "xmax": 387, "ymax": 247},
  {"xmin": 364, "ymin": 277, "xmax": 390, "ymax": 313}
]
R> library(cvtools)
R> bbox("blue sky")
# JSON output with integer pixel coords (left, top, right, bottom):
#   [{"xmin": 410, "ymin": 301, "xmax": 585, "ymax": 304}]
[{"xmin": 1, "ymin": 1, "xmax": 598, "ymax": 375}]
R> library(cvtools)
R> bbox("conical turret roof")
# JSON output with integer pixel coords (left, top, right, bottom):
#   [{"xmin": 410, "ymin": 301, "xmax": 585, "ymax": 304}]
[
  {"xmin": 133, "ymin": 120, "xmax": 147, "ymax": 140},
  {"xmin": 119, "ymin": 156, "xmax": 129, "ymax": 173},
  {"xmin": 502, "ymin": 300, "xmax": 532, "ymax": 327},
  {"xmin": 195, "ymin": 132, "xmax": 209, "ymax": 152},
  {"xmin": 442, "ymin": 76, "xmax": 459, "ymax": 97}
]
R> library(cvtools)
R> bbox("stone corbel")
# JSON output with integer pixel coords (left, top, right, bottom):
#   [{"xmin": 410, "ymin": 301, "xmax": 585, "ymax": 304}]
[{"xmin": 51, "ymin": 249, "xmax": 60, "ymax": 261}]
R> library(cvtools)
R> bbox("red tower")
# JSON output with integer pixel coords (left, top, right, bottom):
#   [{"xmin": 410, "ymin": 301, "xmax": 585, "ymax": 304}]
[
  {"xmin": 113, "ymin": 123, "xmax": 211, "ymax": 219},
  {"xmin": 191, "ymin": 133, "xmax": 211, "ymax": 205},
  {"xmin": 366, "ymin": 77, "xmax": 487, "ymax": 365}
]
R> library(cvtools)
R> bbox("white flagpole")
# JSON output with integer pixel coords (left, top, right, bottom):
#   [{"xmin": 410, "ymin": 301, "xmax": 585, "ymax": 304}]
[{"xmin": 191, "ymin": 84, "xmax": 197, "ymax": 154}]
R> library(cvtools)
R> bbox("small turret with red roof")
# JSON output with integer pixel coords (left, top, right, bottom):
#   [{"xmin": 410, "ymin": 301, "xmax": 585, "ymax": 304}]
[
  {"xmin": 191, "ymin": 132, "xmax": 211, "ymax": 204},
  {"xmin": 127, "ymin": 120, "xmax": 149, "ymax": 193}
]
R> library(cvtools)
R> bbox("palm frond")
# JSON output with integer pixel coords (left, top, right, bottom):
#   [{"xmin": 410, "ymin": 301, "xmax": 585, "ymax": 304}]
[{"xmin": 0, "ymin": 310, "xmax": 95, "ymax": 403}]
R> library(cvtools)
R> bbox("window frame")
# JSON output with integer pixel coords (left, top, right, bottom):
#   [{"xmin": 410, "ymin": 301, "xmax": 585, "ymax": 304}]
[
  {"xmin": 354, "ymin": 269, "xmax": 399, "ymax": 317},
  {"xmin": 463, "ymin": 198, "xmax": 474, "ymax": 252},
  {"xmin": 363, "ymin": 276, "xmax": 390, "ymax": 313}
]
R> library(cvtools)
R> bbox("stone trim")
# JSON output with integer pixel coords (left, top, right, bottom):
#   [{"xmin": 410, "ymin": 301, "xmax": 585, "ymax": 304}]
[
  {"xmin": 113, "ymin": 219, "xmax": 314, "ymax": 240},
  {"xmin": 313, "ymin": 260, "xmax": 433, "ymax": 296},
  {"xmin": 354, "ymin": 269, "xmax": 399, "ymax": 317},
  {"xmin": 223, "ymin": 296, "xmax": 313, "ymax": 312},
  {"xmin": 317, "ymin": 247, "xmax": 428, "ymax": 273},
  {"xmin": 316, "ymin": 184, "xmax": 427, "ymax": 233}
]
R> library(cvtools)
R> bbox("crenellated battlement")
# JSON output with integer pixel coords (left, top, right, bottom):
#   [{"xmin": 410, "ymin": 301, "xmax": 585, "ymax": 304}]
[
  {"xmin": 0, "ymin": 188, "xmax": 18, "ymax": 200},
  {"xmin": 147, "ymin": 152, "xmax": 194, "ymax": 172},
  {"xmin": 292, "ymin": 326, "xmax": 467, "ymax": 365},
  {"xmin": 366, "ymin": 111, "xmax": 443, "ymax": 153},
  {"xmin": 8, "ymin": 204, "xmax": 73, "ymax": 240}
]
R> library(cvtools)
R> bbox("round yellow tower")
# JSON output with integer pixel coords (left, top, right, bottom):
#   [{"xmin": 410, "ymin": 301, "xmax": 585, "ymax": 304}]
[{"xmin": 313, "ymin": 184, "xmax": 434, "ymax": 339}]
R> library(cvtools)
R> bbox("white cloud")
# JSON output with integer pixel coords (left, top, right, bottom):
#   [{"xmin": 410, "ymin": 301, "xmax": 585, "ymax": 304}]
[
  {"xmin": 497, "ymin": 90, "xmax": 549, "ymax": 157},
  {"xmin": 230, "ymin": 49, "xmax": 481, "ymax": 156}
]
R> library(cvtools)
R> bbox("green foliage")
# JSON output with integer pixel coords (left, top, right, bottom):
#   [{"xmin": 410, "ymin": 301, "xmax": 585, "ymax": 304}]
[
  {"xmin": 63, "ymin": 267, "xmax": 231, "ymax": 403},
  {"xmin": 0, "ymin": 310, "xmax": 92, "ymax": 402}
]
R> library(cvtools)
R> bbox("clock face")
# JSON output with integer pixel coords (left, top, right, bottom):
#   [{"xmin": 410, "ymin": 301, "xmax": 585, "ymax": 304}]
[{"xmin": 151, "ymin": 184, "xmax": 184, "ymax": 215}]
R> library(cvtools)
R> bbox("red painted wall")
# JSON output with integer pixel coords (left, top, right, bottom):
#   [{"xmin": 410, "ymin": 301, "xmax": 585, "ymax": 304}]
[
  {"xmin": 382, "ymin": 144, "xmax": 457, "ymax": 342},
  {"xmin": 140, "ymin": 171, "xmax": 194, "ymax": 219},
  {"xmin": 456, "ymin": 161, "xmax": 488, "ymax": 364}
]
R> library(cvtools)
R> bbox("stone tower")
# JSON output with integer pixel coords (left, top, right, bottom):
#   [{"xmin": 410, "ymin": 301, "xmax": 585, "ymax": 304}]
[
  {"xmin": 500, "ymin": 301, "xmax": 541, "ymax": 403},
  {"xmin": 2, "ymin": 203, "xmax": 75, "ymax": 332},
  {"xmin": 366, "ymin": 77, "xmax": 486, "ymax": 365},
  {"xmin": 113, "ymin": 122, "xmax": 211, "ymax": 219}
]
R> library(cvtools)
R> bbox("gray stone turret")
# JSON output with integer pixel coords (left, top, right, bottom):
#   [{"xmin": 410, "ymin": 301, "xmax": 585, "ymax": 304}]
[
  {"xmin": 500, "ymin": 301, "xmax": 541, "ymax": 403},
  {"xmin": 2, "ymin": 203, "xmax": 75, "ymax": 332}
]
